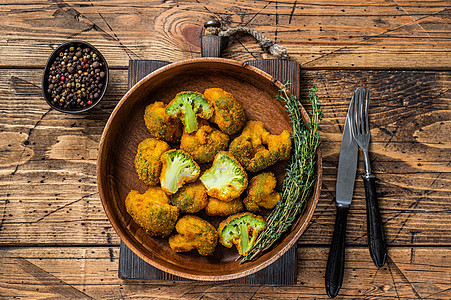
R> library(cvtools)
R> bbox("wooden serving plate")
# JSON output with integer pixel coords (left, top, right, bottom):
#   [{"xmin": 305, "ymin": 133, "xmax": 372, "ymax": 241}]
[{"xmin": 97, "ymin": 57, "xmax": 322, "ymax": 281}]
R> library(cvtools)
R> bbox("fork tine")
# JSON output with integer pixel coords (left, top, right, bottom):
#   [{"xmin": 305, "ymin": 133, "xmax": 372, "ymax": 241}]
[
  {"xmin": 359, "ymin": 88, "xmax": 366, "ymax": 135},
  {"xmin": 355, "ymin": 88, "xmax": 364, "ymax": 135},
  {"xmin": 364, "ymin": 89, "xmax": 370, "ymax": 134},
  {"xmin": 350, "ymin": 89, "xmax": 359, "ymax": 136},
  {"xmin": 348, "ymin": 93, "xmax": 356, "ymax": 136}
]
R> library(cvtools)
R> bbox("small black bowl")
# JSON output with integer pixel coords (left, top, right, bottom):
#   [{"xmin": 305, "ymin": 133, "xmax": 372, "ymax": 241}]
[{"xmin": 42, "ymin": 41, "xmax": 109, "ymax": 113}]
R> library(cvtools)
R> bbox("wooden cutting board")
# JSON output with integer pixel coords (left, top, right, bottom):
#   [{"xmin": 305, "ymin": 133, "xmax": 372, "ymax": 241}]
[{"xmin": 118, "ymin": 35, "xmax": 302, "ymax": 285}]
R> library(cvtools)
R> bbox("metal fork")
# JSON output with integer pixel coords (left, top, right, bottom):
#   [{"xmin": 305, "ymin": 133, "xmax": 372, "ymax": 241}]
[{"xmin": 350, "ymin": 87, "xmax": 387, "ymax": 268}]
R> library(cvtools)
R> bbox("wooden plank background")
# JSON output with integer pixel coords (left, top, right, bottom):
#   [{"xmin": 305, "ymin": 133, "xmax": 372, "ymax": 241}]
[
  {"xmin": 0, "ymin": 0, "xmax": 449, "ymax": 69},
  {"xmin": 1, "ymin": 247, "xmax": 449, "ymax": 299},
  {"xmin": 1, "ymin": 69, "xmax": 449, "ymax": 246},
  {"xmin": 0, "ymin": 0, "xmax": 450, "ymax": 299}
]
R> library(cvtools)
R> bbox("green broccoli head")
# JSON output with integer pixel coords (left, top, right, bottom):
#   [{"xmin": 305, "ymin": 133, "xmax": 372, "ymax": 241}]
[
  {"xmin": 200, "ymin": 152, "xmax": 248, "ymax": 201},
  {"xmin": 166, "ymin": 92, "xmax": 213, "ymax": 133},
  {"xmin": 160, "ymin": 150, "xmax": 200, "ymax": 195},
  {"xmin": 134, "ymin": 138, "xmax": 170, "ymax": 186},
  {"xmin": 218, "ymin": 212, "xmax": 266, "ymax": 256}
]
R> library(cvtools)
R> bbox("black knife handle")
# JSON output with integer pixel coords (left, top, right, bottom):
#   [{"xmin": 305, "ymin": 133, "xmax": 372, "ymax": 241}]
[
  {"xmin": 325, "ymin": 204, "xmax": 349, "ymax": 298},
  {"xmin": 363, "ymin": 174, "xmax": 387, "ymax": 268}
]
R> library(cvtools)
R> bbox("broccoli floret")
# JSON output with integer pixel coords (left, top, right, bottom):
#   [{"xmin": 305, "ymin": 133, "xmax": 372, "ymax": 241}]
[
  {"xmin": 160, "ymin": 150, "xmax": 200, "ymax": 194},
  {"xmin": 200, "ymin": 152, "xmax": 248, "ymax": 201},
  {"xmin": 144, "ymin": 102, "xmax": 183, "ymax": 142},
  {"xmin": 125, "ymin": 187, "xmax": 179, "ymax": 238},
  {"xmin": 229, "ymin": 121, "xmax": 292, "ymax": 172},
  {"xmin": 134, "ymin": 138, "xmax": 170, "ymax": 186},
  {"xmin": 244, "ymin": 172, "xmax": 281, "ymax": 212},
  {"xmin": 166, "ymin": 91, "xmax": 213, "ymax": 133},
  {"xmin": 169, "ymin": 215, "xmax": 218, "ymax": 256},
  {"xmin": 218, "ymin": 212, "xmax": 266, "ymax": 256},
  {"xmin": 180, "ymin": 121, "xmax": 229, "ymax": 163},
  {"xmin": 204, "ymin": 88, "xmax": 246, "ymax": 135},
  {"xmin": 205, "ymin": 197, "xmax": 244, "ymax": 217},
  {"xmin": 170, "ymin": 181, "xmax": 208, "ymax": 214}
]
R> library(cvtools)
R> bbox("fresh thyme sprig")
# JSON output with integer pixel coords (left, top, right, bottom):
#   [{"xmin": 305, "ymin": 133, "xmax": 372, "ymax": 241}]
[{"xmin": 241, "ymin": 83, "xmax": 322, "ymax": 263}]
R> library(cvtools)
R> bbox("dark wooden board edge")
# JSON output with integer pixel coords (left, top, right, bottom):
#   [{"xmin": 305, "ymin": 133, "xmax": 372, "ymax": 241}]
[
  {"xmin": 118, "ymin": 58, "xmax": 301, "ymax": 285},
  {"xmin": 119, "ymin": 241, "xmax": 297, "ymax": 285}
]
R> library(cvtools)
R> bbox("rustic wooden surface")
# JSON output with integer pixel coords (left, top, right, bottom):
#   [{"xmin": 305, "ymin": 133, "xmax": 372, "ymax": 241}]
[
  {"xmin": 1, "ymin": 0, "xmax": 450, "ymax": 69},
  {"xmin": 1, "ymin": 0, "xmax": 450, "ymax": 299}
]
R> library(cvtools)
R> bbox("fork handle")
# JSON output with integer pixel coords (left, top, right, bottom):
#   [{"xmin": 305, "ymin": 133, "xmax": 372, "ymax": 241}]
[{"xmin": 363, "ymin": 174, "xmax": 387, "ymax": 268}]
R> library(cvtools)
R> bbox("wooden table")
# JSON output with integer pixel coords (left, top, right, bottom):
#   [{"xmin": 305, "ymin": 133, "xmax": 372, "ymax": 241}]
[{"xmin": 1, "ymin": 1, "xmax": 450, "ymax": 299}]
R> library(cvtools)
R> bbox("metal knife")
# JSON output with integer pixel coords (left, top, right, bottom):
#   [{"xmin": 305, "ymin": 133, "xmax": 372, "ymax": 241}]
[{"xmin": 325, "ymin": 90, "xmax": 359, "ymax": 298}]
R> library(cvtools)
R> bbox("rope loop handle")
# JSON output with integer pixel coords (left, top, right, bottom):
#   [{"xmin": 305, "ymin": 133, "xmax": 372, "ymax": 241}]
[{"xmin": 204, "ymin": 20, "xmax": 289, "ymax": 60}]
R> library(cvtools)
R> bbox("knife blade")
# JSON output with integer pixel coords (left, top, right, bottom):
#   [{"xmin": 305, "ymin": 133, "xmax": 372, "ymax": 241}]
[
  {"xmin": 325, "ymin": 90, "xmax": 359, "ymax": 298},
  {"xmin": 336, "ymin": 94, "xmax": 359, "ymax": 206}
]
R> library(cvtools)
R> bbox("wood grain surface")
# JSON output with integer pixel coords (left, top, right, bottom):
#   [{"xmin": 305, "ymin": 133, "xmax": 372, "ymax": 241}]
[
  {"xmin": 1, "ymin": 0, "xmax": 450, "ymax": 297},
  {"xmin": 0, "ymin": 247, "xmax": 449, "ymax": 299},
  {"xmin": 0, "ymin": 0, "xmax": 450, "ymax": 68},
  {"xmin": 1, "ymin": 69, "xmax": 449, "ymax": 247}
]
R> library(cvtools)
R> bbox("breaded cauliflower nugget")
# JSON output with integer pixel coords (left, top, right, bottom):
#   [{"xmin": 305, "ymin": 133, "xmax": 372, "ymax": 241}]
[
  {"xmin": 229, "ymin": 121, "xmax": 292, "ymax": 172},
  {"xmin": 144, "ymin": 102, "xmax": 183, "ymax": 142},
  {"xmin": 125, "ymin": 187, "xmax": 179, "ymax": 238},
  {"xmin": 180, "ymin": 121, "xmax": 229, "ymax": 163},
  {"xmin": 135, "ymin": 138, "xmax": 170, "ymax": 186},
  {"xmin": 205, "ymin": 197, "xmax": 244, "ymax": 217},
  {"xmin": 204, "ymin": 88, "xmax": 246, "ymax": 135},
  {"xmin": 169, "ymin": 215, "xmax": 218, "ymax": 256},
  {"xmin": 244, "ymin": 172, "xmax": 281, "ymax": 212},
  {"xmin": 170, "ymin": 181, "xmax": 208, "ymax": 214}
]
